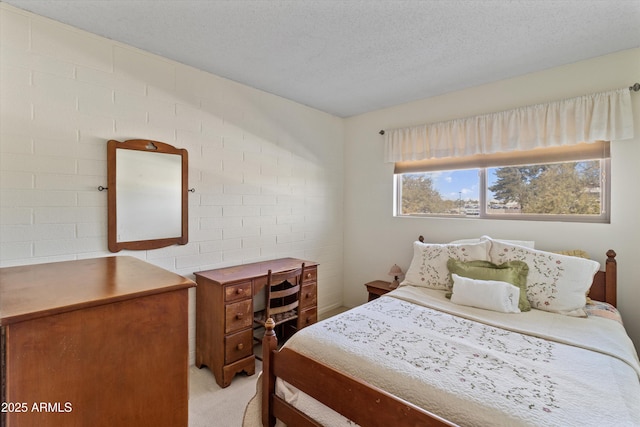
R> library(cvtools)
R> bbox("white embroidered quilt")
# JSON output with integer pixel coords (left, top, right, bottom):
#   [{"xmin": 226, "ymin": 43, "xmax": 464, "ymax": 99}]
[{"xmin": 244, "ymin": 286, "xmax": 640, "ymax": 427}]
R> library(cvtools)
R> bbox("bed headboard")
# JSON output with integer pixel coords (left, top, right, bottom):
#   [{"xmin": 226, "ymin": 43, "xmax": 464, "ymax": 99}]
[
  {"xmin": 588, "ymin": 249, "xmax": 617, "ymax": 307},
  {"xmin": 417, "ymin": 236, "xmax": 618, "ymax": 307}
]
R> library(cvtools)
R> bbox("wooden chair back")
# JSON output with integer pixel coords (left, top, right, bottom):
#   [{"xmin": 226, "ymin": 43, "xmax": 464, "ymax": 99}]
[{"xmin": 263, "ymin": 264, "xmax": 305, "ymax": 323}]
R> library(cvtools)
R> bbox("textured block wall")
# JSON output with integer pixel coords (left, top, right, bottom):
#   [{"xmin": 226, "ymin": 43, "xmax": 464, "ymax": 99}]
[{"xmin": 0, "ymin": 4, "xmax": 345, "ymax": 363}]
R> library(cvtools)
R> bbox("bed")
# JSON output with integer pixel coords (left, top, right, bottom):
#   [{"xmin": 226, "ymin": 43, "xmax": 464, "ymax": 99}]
[{"xmin": 243, "ymin": 236, "xmax": 640, "ymax": 427}]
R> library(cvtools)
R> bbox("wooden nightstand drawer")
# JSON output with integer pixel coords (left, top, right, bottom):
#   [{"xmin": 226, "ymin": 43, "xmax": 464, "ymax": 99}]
[
  {"xmin": 300, "ymin": 283, "xmax": 317, "ymax": 309},
  {"xmin": 364, "ymin": 280, "xmax": 394, "ymax": 301},
  {"xmin": 225, "ymin": 329, "xmax": 253, "ymax": 363},
  {"xmin": 225, "ymin": 299, "xmax": 252, "ymax": 333},
  {"xmin": 225, "ymin": 281, "xmax": 252, "ymax": 302}
]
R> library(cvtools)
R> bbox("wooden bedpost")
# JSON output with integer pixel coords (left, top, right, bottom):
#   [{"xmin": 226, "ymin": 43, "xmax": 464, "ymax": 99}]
[
  {"xmin": 605, "ymin": 249, "xmax": 617, "ymax": 308},
  {"xmin": 262, "ymin": 318, "xmax": 277, "ymax": 427}
]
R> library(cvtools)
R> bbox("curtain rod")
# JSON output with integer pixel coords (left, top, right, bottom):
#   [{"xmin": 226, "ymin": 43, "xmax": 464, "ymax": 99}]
[{"xmin": 378, "ymin": 82, "xmax": 640, "ymax": 135}]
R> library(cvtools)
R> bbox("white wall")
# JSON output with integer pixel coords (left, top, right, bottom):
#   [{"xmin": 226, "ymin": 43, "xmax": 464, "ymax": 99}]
[
  {"xmin": 344, "ymin": 48, "xmax": 640, "ymax": 351},
  {"xmin": 0, "ymin": 4, "xmax": 344, "ymax": 364}
]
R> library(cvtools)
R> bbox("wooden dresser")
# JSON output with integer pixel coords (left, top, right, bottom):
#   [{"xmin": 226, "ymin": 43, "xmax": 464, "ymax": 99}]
[
  {"xmin": 194, "ymin": 257, "xmax": 318, "ymax": 388},
  {"xmin": 0, "ymin": 256, "xmax": 195, "ymax": 427}
]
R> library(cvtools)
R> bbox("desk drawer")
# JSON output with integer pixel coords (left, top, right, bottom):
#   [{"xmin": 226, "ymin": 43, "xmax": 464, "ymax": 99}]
[
  {"xmin": 225, "ymin": 281, "xmax": 252, "ymax": 302},
  {"xmin": 253, "ymin": 275, "xmax": 267, "ymax": 291},
  {"xmin": 300, "ymin": 283, "xmax": 317, "ymax": 309},
  {"xmin": 302, "ymin": 267, "xmax": 317, "ymax": 284},
  {"xmin": 225, "ymin": 300, "xmax": 252, "ymax": 334},
  {"xmin": 299, "ymin": 306, "xmax": 317, "ymax": 328},
  {"xmin": 225, "ymin": 329, "xmax": 253, "ymax": 363}
]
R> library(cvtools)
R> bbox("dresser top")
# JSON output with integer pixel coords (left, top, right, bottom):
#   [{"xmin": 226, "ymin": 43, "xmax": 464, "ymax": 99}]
[
  {"xmin": 194, "ymin": 257, "xmax": 317, "ymax": 285},
  {"xmin": 0, "ymin": 256, "xmax": 195, "ymax": 325}
]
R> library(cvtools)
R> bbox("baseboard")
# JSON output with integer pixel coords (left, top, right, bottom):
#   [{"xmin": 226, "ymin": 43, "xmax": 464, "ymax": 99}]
[{"xmin": 319, "ymin": 305, "xmax": 349, "ymax": 320}]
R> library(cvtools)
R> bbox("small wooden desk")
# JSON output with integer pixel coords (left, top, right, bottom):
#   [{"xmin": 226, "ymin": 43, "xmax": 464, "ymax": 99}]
[
  {"xmin": 364, "ymin": 280, "xmax": 395, "ymax": 301},
  {"xmin": 0, "ymin": 256, "xmax": 195, "ymax": 427},
  {"xmin": 194, "ymin": 257, "xmax": 318, "ymax": 388}
]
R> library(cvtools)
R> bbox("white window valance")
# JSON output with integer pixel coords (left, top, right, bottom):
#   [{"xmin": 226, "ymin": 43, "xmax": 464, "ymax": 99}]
[{"xmin": 384, "ymin": 87, "xmax": 634, "ymax": 163}]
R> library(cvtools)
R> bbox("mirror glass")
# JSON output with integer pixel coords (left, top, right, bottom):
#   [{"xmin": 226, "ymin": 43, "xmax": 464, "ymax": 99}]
[{"xmin": 107, "ymin": 139, "xmax": 189, "ymax": 252}]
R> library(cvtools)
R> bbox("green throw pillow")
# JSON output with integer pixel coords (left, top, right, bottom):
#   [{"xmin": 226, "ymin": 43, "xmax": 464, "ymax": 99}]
[{"xmin": 446, "ymin": 258, "xmax": 531, "ymax": 312}]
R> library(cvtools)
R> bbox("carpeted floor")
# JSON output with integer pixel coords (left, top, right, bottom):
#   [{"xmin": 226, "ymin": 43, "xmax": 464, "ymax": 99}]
[
  {"xmin": 188, "ymin": 361, "xmax": 261, "ymax": 427},
  {"xmin": 188, "ymin": 307, "xmax": 347, "ymax": 426}
]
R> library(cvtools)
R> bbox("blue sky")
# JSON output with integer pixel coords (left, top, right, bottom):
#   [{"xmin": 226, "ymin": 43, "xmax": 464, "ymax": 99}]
[{"xmin": 430, "ymin": 169, "xmax": 498, "ymax": 202}]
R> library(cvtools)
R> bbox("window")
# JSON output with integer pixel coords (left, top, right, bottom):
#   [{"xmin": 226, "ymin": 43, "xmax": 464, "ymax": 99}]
[
  {"xmin": 395, "ymin": 143, "xmax": 610, "ymax": 223},
  {"xmin": 385, "ymin": 88, "xmax": 628, "ymax": 224}
]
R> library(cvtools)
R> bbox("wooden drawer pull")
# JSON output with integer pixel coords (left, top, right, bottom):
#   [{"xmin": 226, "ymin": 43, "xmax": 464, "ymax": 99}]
[
  {"xmin": 237, "ymin": 343, "xmax": 244, "ymax": 350},
  {"xmin": 306, "ymin": 273, "xmax": 312, "ymax": 279},
  {"xmin": 236, "ymin": 288, "xmax": 242, "ymax": 294},
  {"xmin": 305, "ymin": 292, "xmax": 312, "ymax": 298},
  {"xmin": 236, "ymin": 313, "xmax": 243, "ymax": 320}
]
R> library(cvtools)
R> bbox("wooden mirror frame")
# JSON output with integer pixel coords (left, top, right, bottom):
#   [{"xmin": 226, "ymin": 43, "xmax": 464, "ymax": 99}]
[{"xmin": 107, "ymin": 139, "xmax": 189, "ymax": 252}]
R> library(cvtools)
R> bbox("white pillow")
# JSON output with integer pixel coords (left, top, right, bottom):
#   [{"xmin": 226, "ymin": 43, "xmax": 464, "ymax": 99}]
[
  {"xmin": 450, "ymin": 274, "xmax": 521, "ymax": 313},
  {"xmin": 401, "ymin": 240, "xmax": 490, "ymax": 290},
  {"xmin": 487, "ymin": 237, "xmax": 600, "ymax": 315},
  {"xmin": 450, "ymin": 236, "xmax": 535, "ymax": 249}
]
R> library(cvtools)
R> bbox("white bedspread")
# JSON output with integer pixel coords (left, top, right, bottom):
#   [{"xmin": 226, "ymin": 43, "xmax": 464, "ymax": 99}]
[{"xmin": 245, "ymin": 286, "xmax": 640, "ymax": 427}]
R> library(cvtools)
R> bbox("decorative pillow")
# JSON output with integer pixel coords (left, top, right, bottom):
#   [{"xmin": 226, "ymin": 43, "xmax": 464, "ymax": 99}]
[
  {"xmin": 450, "ymin": 274, "xmax": 521, "ymax": 313},
  {"xmin": 447, "ymin": 258, "xmax": 530, "ymax": 312},
  {"xmin": 450, "ymin": 237, "xmax": 535, "ymax": 249},
  {"xmin": 401, "ymin": 240, "xmax": 490, "ymax": 290},
  {"xmin": 554, "ymin": 249, "xmax": 590, "ymax": 259},
  {"xmin": 585, "ymin": 300, "xmax": 623, "ymax": 325},
  {"xmin": 487, "ymin": 238, "xmax": 600, "ymax": 314}
]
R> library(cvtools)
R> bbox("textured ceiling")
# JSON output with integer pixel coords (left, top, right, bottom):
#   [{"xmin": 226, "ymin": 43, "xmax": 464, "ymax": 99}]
[{"xmin": 4, "ymin": 0, "xmax": 640, "ymax": 117}]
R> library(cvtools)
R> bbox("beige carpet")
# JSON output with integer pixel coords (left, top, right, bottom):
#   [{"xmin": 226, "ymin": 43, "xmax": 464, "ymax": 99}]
[
  {"xmin": 188, "ymin": 361, "xmax": 261, "ymax": 427},
  {"xmin": 188, "ymin": 308, "xmax": 347, "ymax": 426}
]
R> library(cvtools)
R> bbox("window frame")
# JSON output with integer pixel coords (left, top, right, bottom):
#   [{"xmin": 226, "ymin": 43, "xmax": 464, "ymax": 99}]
[{"xmin": 394, "ymin": 157, "xmax": 611, "ymax": 224}]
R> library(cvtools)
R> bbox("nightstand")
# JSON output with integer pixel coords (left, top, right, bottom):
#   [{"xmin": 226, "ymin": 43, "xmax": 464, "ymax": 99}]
[{"xmin": 364, "ymin": 280, "xmax": 395, "ymax": 301}]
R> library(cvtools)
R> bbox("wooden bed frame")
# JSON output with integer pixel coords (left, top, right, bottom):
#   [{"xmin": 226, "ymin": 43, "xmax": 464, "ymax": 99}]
[{"xmin": 260, "ymin": 247, "xmax": 618, "ymax": 427}]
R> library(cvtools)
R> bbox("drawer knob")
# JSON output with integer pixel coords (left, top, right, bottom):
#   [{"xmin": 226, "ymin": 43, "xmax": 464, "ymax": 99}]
[
  {"xmin": 236, "ymin": 288, "xmax": 242, "ymax": 294},
  {"xmin": 306, "ymin": 292, "xmax": 312, "ymax": 298},
  {"xmin": 237, "ymin": 343, "xmax": 244, "ymax": 350},
  {"xmin": 236, "ymin": 313, "xmax": 243, "ymax": 320},
  {"xmin": 306, "ymin": 273, "xmax": 312, "ymax": 279}
]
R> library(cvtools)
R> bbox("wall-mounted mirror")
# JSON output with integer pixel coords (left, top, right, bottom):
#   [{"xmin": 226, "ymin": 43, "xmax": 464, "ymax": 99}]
[{"xmin": 107, "ymin": 139, "xmax": 189, "ymax": 252}]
